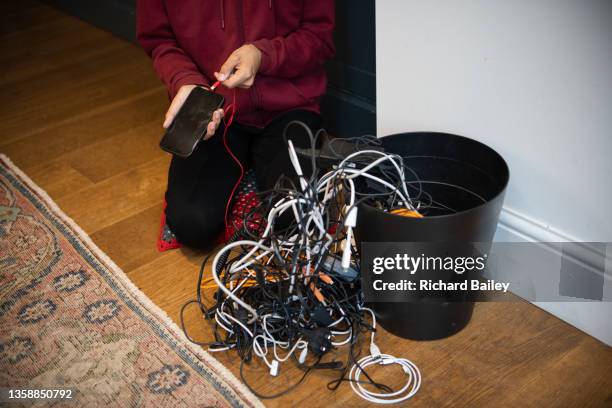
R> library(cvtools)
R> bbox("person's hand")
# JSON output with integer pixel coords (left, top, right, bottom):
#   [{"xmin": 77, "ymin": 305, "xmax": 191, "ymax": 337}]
[
  {"xmin": 214, "ymin": 44, "xmax": 262, "ymax": 89},
  {"xmin": 163, "ymin": 84, "xmax": 224, "ymax": 139},
  {"xmin": 203, "ymin": 108, "xmax": 224, "ymax": 139}
]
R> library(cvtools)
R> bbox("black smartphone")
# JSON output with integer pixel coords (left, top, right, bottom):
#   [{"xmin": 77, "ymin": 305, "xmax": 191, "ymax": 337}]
[{"xmin": 159, "ymin": 86, "xmax": 225, "ymax": 158}]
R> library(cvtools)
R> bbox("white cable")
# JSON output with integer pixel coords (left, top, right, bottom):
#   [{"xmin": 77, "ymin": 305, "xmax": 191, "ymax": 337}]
[
  {"xmin": 288, "ymin": 140, "xmax": 309, "ymax": 193},
  {"xmin": 339, "ymin": 149, "xmax": 410, "ymax": 202},
  {"xmin": 349, "ymin": 354, "xmax": 421, "ymax": 404},
  {"xmin": 317, "ymin": 149, "xmax": 414, "ymax": 209},
  {"xmin": 342, "ymin": 206, "xmax": 358, "ymax": 270},
  {"xmin": 348, "ymin": 308, "xmax": 421, "ymax": 404},
  {"xmin": 331, "ymin": 328, "xmax": 352, "ymax": 346},
  {"xmin": 221, "ymin": 310, "xmax": 254, "ymax": 338},
  {"xmin": 211, "ymin": 240, "xmax": 274, "ymax": 323},
  {"xmin": 208, "ymin": 345, "xmax": 233, "ymax": 352}
]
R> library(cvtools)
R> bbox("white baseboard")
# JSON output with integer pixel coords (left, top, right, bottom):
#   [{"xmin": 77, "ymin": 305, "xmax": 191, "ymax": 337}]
[{"xmin": 495, "ymin": 207, "xmax": 612, "ymax": 346}]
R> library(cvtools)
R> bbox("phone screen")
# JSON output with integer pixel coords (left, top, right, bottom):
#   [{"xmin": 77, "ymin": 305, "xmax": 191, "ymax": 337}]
[{"xmin": 159, "ymin": 87, "xmax": 225, "ymax": 158}]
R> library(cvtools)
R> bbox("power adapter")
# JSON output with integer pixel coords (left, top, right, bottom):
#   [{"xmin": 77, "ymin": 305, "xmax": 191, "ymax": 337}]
[
  {"xmin": 311, "ymin": 305, "xmax": 334, "ymax": 326},
  {"xmin": 302, "ymin": 327, "xmax": 332, "ymax": 356}
]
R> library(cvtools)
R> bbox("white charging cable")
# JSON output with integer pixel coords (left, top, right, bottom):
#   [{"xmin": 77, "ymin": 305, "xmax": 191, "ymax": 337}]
[
  {"xmin": 349, "ymin": 308, "xmax": 421, "ymax": 404},
  {"xmin": 342, "ymin": 206, "xmax": 358, "ymax": 271}
]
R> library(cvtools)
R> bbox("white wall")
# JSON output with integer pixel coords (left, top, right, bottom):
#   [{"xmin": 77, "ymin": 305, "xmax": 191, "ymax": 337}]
[{"xmin": 376, "ymin": 0, "xmax": 612, "ymax": 344}]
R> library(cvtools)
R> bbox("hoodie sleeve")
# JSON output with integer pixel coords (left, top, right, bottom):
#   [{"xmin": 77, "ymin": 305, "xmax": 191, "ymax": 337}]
[
  {"xmin": 251, "ymin": 0, "xmax": 335, "ymax": 79},
  {"xmin": 136, "ymin": 0, "xmax": 208, "ymax": 98}
]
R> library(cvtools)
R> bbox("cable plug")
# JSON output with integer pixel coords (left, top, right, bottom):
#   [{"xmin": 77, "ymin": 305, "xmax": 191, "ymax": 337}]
[
  {"xmin": 341, "ymin": 237, "xmax": 352, "ymax": 271},
  {"xmin": 344, "ymin": 206, "xmax": 358, "ymax": 228},
  {"xmin": 341, "ymin": 207, "xmax": 358, "ymax": 271},
  {"xmin": 303, "ymin": 328, "xmax": 333, "ymax": 356},
  {"xmin": 380, "ymin": 357, "xmax": 395, "ymax": 365},
  {"xmin": 210, "ymin": 80, "xmax": 221, "ymax": 91},
  {"xmin": 269, "ymin": 360, "xmax": 280, "ymax": 377},
  {"xmin": 369, "ymin": 342, "xmax": 381, "ymax": 358},
  {"xmin": 298, "ymin": 347, "xmax": 308, "ymax": 364}
]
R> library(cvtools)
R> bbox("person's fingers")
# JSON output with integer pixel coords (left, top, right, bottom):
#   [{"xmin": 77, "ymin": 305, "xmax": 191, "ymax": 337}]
[
  {"xmin": 211, "ymin": 110, "xmax": 221, "ymax": 127},
  {"xmin": 204, "ymin": 121, "xmax": 217, "ymax": 139},
  {"xmin": 216, "ymin": 54, "xmax": 239, "ymax": 80},
  {"xmin": 223, "ymin": 69, "xmax": 251, "ymax": 89},
  {"xmin": 214, "ymin": 72, "xmax": 227, "ymax": 81},
  {"xmin": 204, "ymin": 109, "xmax": 226, "ymax": 140},
  {"xmin": 163, "ymin": 96, "xmax": 183, "ymax": 128},
  {"xmin": 163, "ymin": 88, "xmax": 191, "ymax": 128}
]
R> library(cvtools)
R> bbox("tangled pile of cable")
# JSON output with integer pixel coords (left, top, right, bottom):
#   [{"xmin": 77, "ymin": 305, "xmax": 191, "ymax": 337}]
[{"xmin": 181, "ymin": 122, "xmax": 421, "ymax": 402}]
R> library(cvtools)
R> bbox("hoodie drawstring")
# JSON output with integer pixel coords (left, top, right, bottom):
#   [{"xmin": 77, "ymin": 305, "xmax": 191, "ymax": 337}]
[{"xmin": 220, "ymin": 0, "xmax": 225, "ymax": 29}]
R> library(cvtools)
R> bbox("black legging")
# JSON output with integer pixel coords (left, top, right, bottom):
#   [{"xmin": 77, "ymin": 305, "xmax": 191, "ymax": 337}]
[{"xmin": 165, "ymin": 109, "xmax": 321, "ymax": 248}]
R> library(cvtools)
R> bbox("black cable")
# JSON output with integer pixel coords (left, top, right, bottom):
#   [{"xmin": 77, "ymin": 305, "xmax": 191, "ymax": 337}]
[{"xmin": 239, "ymin": 356, "xmax": 321, "ymax": 399}]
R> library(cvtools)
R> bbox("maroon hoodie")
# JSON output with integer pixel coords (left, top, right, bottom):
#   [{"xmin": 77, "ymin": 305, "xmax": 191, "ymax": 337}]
[{"xmin": 136, "ymin": 0, "xmax": 335, "ymax": 128}]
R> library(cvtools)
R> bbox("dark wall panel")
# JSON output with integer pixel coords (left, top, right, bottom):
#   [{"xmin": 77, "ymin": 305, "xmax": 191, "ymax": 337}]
[{"xmin": 322, "ymin": 0, "xmax": 376, "ymax": 137}]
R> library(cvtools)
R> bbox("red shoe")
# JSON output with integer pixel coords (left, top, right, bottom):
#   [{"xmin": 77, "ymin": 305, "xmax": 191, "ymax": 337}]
[{"xmin": 157, "ymin": 200, "xmax": 183, "ymax": 252}]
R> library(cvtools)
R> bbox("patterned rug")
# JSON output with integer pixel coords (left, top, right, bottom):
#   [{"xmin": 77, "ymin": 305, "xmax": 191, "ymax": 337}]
[{"xmin": 0, "ymin": 155, "xmax": 262, "ymax": 408}]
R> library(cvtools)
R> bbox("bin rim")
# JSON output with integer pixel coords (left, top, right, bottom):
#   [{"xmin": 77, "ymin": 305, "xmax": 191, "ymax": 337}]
[{"xmin": 361, "ymin": 131, "xmax": 510, "ymax": 221}]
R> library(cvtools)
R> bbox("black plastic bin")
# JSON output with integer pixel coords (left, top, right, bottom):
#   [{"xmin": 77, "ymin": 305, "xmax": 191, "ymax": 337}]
[{"xmin": 355, "ymin": 132, "xmax": 509, "ymax": 340}]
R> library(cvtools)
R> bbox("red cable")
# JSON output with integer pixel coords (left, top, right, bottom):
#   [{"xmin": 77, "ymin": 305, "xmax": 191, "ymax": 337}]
[{"xmin": 218, "ymin": 87, "xmax": 244, "ymax": 237}]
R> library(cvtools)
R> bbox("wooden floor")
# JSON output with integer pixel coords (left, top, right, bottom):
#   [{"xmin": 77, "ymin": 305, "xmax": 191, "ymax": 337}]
[{"xmin": 2, "ymin": 2, "xmax": 611, "ymax": 407}]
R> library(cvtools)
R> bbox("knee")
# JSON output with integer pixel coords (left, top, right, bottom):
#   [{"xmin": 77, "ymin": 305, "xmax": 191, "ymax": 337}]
[{"xmin": 165, "ymin": 200, "xmax": 223, "ymax": 249}]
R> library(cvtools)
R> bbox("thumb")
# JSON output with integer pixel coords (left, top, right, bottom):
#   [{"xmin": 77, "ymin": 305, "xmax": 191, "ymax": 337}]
[
  {"xmin": 163, "ymin": 93, "xmax": 185, "ymax": 128},
  {"xmin": 216, "ymin": 54, "xmax": 239, "ymax": 81}
]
